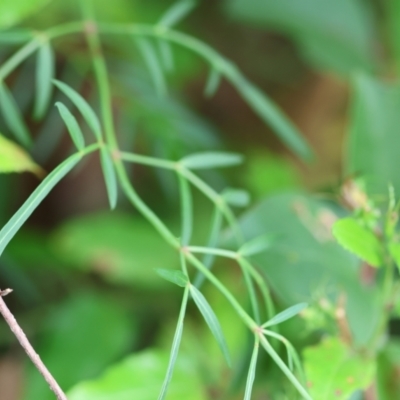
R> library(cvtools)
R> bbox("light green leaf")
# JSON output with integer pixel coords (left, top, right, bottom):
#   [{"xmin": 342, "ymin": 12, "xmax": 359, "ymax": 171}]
[
  {"xmin": 53, "ymin": 80, "xmax": 102, "ymax": 140},
  {"xmin": 156, "ymin": 269, "xmax": 188, "ymax": 287},
  {"xmin": 0, "ymin": 152, "xmax": 80, "ymax": 257},
  {"xmin": 158, "ymin": 0, "xmax": 197, "ymax": 28},
  {"xmin": 23, "ymin": 292, "xmax": 134, "ymax": 400},
  {"xmin": 244, "ymin": 339, "xmax": 259, "ymax": 400},
  {"xmin": 0, "ymin": 0, "xmax": 53, "ymax": 29},
  {"xmin": 332, "ymin": 217, "xmax": 383, "ymax": 267},
  {"xmin": 0, "ymin": 29, "xmax": 32, "ymax": 43},
  {"xmin": 34, "ymin": 40, "xmax": 54, "ymax": 119},
  {"xmin": 239, "ymin": 234, "xmax": 275, "ymax": 257},
  {"xmin": 224, "ymin": 67, "xmax": 312, "ymax": 160},
  {"xmin": 0, "ymin": 134, "xmax": 43, "ymax": 176},
  {"xmin": 0, "ymin": 82, "xmax": 31, "ymax": 147},
  {"xmin": 303, "ymin": 336, "xmax": 375, "ymax": 400},
  {"xmin": 136, "ymin": 38, "xmax": 167, "ymax": 97},
  {"xmin": 55, "ymin": 102, "xmax": 85, "ymax": 150},
  {"xmin": 221, "ymin": 188, "xmax": 250, "ymax": 207},
  {"xmin": 100, "ymin": 147, "xmax": 118, "ymax": 209},
  {"xmin": 262, "ymin": 302, "xmax": 307, "ymax": 328},
  {"xmin": 204, "ymin": 68, "xmax": 221, "ymax": 98},
  {"xmin": 67, "ymin": 349, "xmax": 207, "ymax": 400},
  {"xmin": 189, "ymin": 285, "xmax": 231, "ymax": 366},
  {"xmin": 158, "ymin": 39, "xmax": 174, "ymax": 72},
  {"xmin": 180, "ymin": 151, "xmax": 243, "ymax": 170}
]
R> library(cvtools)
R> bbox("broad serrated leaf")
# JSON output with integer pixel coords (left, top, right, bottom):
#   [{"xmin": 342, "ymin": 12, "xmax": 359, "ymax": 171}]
[
  {"xmin": 0, "ymin": 134, "xmax": 43, "ymax": 176},
  {"xmin": 262, "ymin": 302, "xmax": 308, "ymax": 328},
  {"xmin": 0, "ymin": 82, "xmax": 31, "ymax": 147},
  {"xmin": 190, "ymin": 285, "xmax": 231, "ymax": 366},
  {"xmin": 222, "ymin": 188, "xmax": 250, "ymax": 207},
  {"xmin": 0, "ymin": 153, "xmax": 81, "ymax": 256},
  {"xmin": 55, "ymin": 102, "xmax": 85, "ymax": 150},
  {"xmin": 180, "ymin": 151, "xmax": 243, "ymax": 170},
  {"xmin": 204, "ymin": 68, "xmax": 221, "ymax": 98},
  {"xmin": 156, "ymin": 269, "xmax": 188, "ymax": 287},
  {"xmin": 34, "ymin": 41, "xmax": 54, "ymax": 119},
  {"xmin": 303, "ymin": 336, "xmax": 375, "ymax": 400},
  {"xmin": 239, "ymin": 234, "xmax": 274, "ymax": 256},
  {"xmin": 332, "ymin": 217, "xmax": 383, "ymax": 267},
  {"xmin": 53, "ymin": 80, "xmax": 102, "ymax": 140},
  {"xmin": 100, "ymin": 147, "xmax": 117, "ymax": 210},
  {"xmin": 158, "ymin": 0, "xmax": 196, "ymax": 28},
  {"xmin": 136, "ymin": 38, "xmax": 167, "ymax": 97}
]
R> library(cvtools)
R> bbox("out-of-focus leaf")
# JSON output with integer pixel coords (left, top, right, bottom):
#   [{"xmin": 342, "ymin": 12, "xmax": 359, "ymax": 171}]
[
  {"xmin": 34, "ymin": 41, "xmax": 54, "ymax": 119},
  {"xmin": 156, "ymin": 269, "xmax": 188, "ymax": 287},
  {"xmin": 135, "ymin": 38, "xmax": 167, "ymax": 97},
  {"xmin": 377, "ymin": 340, "xmax": 400, "ymax": 400},
  {"xmin": 100, "ymin": 147, "xmax": 118, "ymax": 209},
  {"xmin": 239, "ymin": 234, "xmax": 274, "ymax": 257},
  {"xmin": 0, "ymin": 134, "xmax": 43, "ymax": 176},
  {"xmin": 53, "ymin": 80, "xmax": 102, "ymax": 140},
  {"xmin": 190, "ymin": 285, "xmax": 231, "ymax": 367},
  {"xmin": 235, "ymin": 192, "xmax": 381, "ymax": 345},
  {"xmin": 204, "ymin": 68, "xmax": 221, "ymax": 98},
  {"xmin": 0, "ymin": 82, "xmax": 31, "ymax": 147},
  {"xmin": 332, "ymin": 217, "xmax": 383, "ymax": 268},
  {"xmin": 389, "ymin": 241, "xmax": 400, "ymax": 272},
  {"xmin": 0, "ymin": 0, "xmax": 53, "ymax": 29},
  {"xmin": 158, "ymin": 40, "xmax": 174, "ymax": 72},
  {"xmin": 222, "ymin": 188, "xmax": 250, "ymax": 208},
  {"xmin": 347, "ymin": 74, "xmax": 400, "ymax": 196},
  {"xmin": 55, "ymin": 102, "xmax": 85, "ymax": 150},
  {"xmin": 23, "ymin": 292, "xmax": 134, "ymax": 400},
  {"xmin": 262, "ymin": 303, "xmax": 307, "ymax": 328},
  {"xmin": 0, "ymin": 153, "xmax": 80, "ymax": 257},
  {"xmin": 0, "ymin": 29, "xmax": 32, "ymax": 43},
  {"xmin": 225, "ymin": 0, "xmax": 377, "ymax": 75},
  {"xmin": 51, "ymin": 212, "xmax": 177, "ymax": 288},
  {"xmin": 303, "ymin": 336, "xmax": 375, "ymax": 399},
  {"xmin": 67, "ymin": 350, "xmax": 207, "ymax": 400},
  {"xmin": 180, "ymin": 151, "xmax": 243, "ymax": 170},
  {"xmin": 158, "ymin": 0, "xmax": 196, "ymax": 28}
]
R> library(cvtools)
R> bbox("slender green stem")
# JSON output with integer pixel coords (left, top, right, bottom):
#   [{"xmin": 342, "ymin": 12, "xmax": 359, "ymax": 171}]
[
  {"xmin": 244, "ymin": 336, "xmax": 259, "ymax": 400},
  {"xmin": 258, "ymin": 334, "xmax": 312, "ymax": 400},
  {"xmin": 241, "ymin": 263, "xmax": 261, "ymax": 324},
  {"xmin": 120, "ymin": 151, "xmax": 176, "ymax": 169},
  {"xmin": 187, "ymin": 246, "xmax": 238, "ymax": 259},
  {"xmin": 178, "ymin": 174, "xmax": 192, "ymax": 246}
]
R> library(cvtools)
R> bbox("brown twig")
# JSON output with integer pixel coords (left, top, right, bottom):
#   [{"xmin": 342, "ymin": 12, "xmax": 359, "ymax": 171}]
[{"xmin": 0, "ymin": 289, "xmax": 67, "ymax": 400}]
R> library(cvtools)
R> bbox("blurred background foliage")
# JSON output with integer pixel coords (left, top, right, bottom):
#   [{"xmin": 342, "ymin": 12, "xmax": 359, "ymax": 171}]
[{"xmin": 1, "ymin": 0, "xmax": 400, "ymax": 399}]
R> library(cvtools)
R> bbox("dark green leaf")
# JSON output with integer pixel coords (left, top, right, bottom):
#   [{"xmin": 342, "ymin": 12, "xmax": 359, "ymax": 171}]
[
  {"xmin": 262, "ymin": 302, "xmax": 307, "ymax": 328},
  {"xmin": 180, "ymin": 151, "xmax": 243, "ymax": 170},
  {"xmin": 100, "ymin": 147, "xmax": 117, "ymax": 209},
  {"xmin": 332, "ymin": 217, "xmax": 383, "ymax": 268},
  {"xmin": 0, "ymin": 82, "xmax": 31, "ymax": 147},
  {"xmin": 34, "ymin": 41, "xmax": 54, "ymax": 119},
  {"xmin": 53, "ymin": 80, "xmax": 102, "ymax": 140},
  {"xmin": 190, "ymin": 285, "xmax": 231, "ymax": 366},
  {"xmin": 0, "ymin": 153, "xmax": 80, "ymax": 256},
  {"xmin": 55, "ymin": 102, "xmax": 85, "ymax": 150},
  {"xmin": 158, "ymin": 0, "xmax": 197, "ymax": 28},
  {"xmin": 204, "ymin": 68, "xmax": 221, "ymax": 98},
  {"xmin": 156, "ymin": 269, "xmax": 188, "ymax": 287},
  {"xmin": 135, "ymin": 38, "xmax": 167, "ymax": 97}
]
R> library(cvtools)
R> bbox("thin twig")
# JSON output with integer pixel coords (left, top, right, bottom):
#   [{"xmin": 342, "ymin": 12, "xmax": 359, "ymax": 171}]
[{"xmin": 0, "ymin": 290, "xmax": 67, "ymax": 400}]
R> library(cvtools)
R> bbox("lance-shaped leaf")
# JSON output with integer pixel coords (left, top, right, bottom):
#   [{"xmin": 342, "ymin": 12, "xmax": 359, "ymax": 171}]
[
  {"xmin": 221, "ymin": 188, "xmax": 250, "ymax": 207},
  {"xmin": 0, "ymin": 153, "xmax": 81, "ymax": 256},
  {"xmin": 204, "ymin": 68, "xmax": 221, "ymax": 98},
  {"xmin": 155, "ymin": 269, "xmax": 188, "ymax": 287},
  {"xmin": 262, "ymin": 302, "xmax": 308, "ymax": 328},
  {"xmin": 135, "ymin": 38, "xmax": 167, "ymax": 97},
  {"xmin": 180, "ymin": 151, "xmax": 243, "ymax": 170},
  {"xmin": 158, "ymin": 40, "xmax": 174, "ymax": 72},
  {"xmin": 239, "ymin": 234, "xmax": 275, "ymax": 257},
  {"xmin": 158, "ymin": 0, "xmax": 197, "ymax": 28},
  {"xmin": 34, "ymin": 40, "xmax": 54, "ymax": 119},
  {"xmin": 244, "ymin": 339, "xmax": 259, "ymax": 400},
  {"xmin": 189, "ymin": 285, "xmax": 231, "ymax": 366},
  {"xmin": 0, "ymin": 29, "xmax": 32, "ymax": 43},
  {"xmin": 100, "ymin": 146, "xmax": 118, "ymax": 209},
  {"xmin": 53, "ymin": 80, "xmax": 102, "ymax": 140},
  {"xmin": 0, "ymin": 134, "xmax": 43, "ymax": 176},
  {"xmin": 0, "ymin": 82, "xmax": 31, "ymax": 147},
  {"xmin": 55, "ymin": 102, "xmax": 85, "ymax": 150},
  {"xmin": 332, "ymin": 217, "xmax": 384, "ymax": 267}
]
